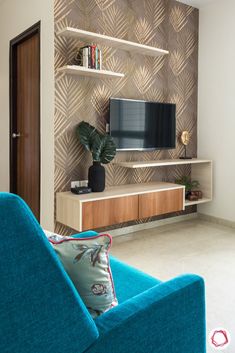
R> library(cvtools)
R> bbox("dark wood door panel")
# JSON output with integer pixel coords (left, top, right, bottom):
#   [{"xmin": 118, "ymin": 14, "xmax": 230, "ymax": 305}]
[
  {"xmin": 10, "ymin": 23, "xmax": 40, "ymax": 220},
  {"xmin": 82, "ymin": 196, "xmax": 139, "ymax": 230}
]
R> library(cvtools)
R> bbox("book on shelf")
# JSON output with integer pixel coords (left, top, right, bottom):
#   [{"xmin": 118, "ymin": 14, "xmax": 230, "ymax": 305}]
[
  {"xmin": 82, "ymin": 47, "xmax": 88, "ymax": 68},
  {"xmin": 90, "ymin": 45, "xmax": 96, "ymax": 69},
  {"xmin": 88, "ymin": 46, "xmax": 91, "ymax": 68},
  {"xmin": 72, "ymin": 44, "xmax": 102, "ymax": 70},
  {"xmin": 98, "ymin": 49, "xmax": 102, "ymax": 70},
  {"xmin": 95, "ymin": 47, "xmax": 99, "ymax": 69}
]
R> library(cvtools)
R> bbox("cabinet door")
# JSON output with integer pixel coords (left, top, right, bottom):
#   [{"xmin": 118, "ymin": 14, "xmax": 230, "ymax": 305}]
[
  {"xmin": 82, "ymin": 195, "xmax": 139, "ymax": 230},
  {"xmin": 139, "ymin": 189, "xmax": 183, "ymax": 219}
]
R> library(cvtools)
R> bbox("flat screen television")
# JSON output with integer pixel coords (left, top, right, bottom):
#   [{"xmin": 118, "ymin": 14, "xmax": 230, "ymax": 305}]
[{"xmin": 109, "ymin": 98, "xmax": 176, "ymax": 151}]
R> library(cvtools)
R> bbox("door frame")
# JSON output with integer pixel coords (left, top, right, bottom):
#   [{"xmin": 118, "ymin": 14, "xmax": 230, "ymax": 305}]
[{"xmin": 9, "ymin": 21, "xmax": 41, "ymax": 217}]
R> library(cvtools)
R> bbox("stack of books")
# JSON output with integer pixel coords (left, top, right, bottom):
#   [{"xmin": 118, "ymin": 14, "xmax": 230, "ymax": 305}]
[{"xmin": 73, "ymin": 45, "xmax": 102, "ymax": 70}]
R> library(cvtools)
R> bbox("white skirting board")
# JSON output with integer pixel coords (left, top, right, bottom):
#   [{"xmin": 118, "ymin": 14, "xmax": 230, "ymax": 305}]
[{"xmin": 108, "ymin": 213, "xmax": 198, "ymax": 237}]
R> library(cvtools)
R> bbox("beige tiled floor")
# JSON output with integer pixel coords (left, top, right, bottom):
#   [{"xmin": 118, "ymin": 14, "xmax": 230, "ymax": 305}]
[{"xmin": 111, "ymin": 219, "xmax": 235, "ymax": 352}]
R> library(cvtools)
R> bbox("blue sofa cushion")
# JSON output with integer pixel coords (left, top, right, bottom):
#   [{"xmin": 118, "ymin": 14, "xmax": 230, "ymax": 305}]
[
  {"xmin": 110, "ymin": 256, "xmax": 161, "ymax": 303},
  {"xmin": 0, "ymin": 193, "xmax": 98, "ymax": 353}
]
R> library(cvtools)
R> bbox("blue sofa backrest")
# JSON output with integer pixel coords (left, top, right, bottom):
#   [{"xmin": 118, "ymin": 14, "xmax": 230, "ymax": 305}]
[{"xmin": 0, "ymin": 193, "xmax": 98, "ymax": 353}]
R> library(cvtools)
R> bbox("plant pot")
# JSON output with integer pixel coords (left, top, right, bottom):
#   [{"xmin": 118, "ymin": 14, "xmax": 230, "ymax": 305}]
[
  {"xmin": 88, "ymin": 162, "xmax": 105, "ymax": 192},
  {"xmin": 185, "ymin": 190, "xmax": 192, "ymax": 200}
]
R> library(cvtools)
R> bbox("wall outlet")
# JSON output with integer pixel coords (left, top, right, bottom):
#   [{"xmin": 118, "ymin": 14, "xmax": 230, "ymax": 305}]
[{"xmin": 71, "ymin": 180, "xmax": 88, "ymax": 188}]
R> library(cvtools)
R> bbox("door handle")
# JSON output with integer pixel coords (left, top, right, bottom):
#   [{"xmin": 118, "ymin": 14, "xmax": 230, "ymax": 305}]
[{"xmin": 12, "ymin": 132, "xmax": 21, "ymax": 139}]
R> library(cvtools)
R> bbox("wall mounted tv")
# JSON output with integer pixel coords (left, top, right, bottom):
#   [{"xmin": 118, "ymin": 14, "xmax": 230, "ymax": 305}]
[{"xmin": 109, "ymin": 98, "xmax": 176, "ymax": 151}]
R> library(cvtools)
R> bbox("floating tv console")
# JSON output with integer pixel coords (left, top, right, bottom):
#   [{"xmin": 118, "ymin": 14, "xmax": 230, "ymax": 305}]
[
  {"xmin": 56, "ymin": 159, "xmax": 213, "ymax": 231},
  {"xmin": 57, "ymin": 182, "xmax": 185, "ymax": 232}
]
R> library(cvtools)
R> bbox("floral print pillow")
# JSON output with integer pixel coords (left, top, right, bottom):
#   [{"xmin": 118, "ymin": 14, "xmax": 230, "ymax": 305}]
[{"xmin": 45, "ymin": 231, "xmax": 118, "ymax": 318}]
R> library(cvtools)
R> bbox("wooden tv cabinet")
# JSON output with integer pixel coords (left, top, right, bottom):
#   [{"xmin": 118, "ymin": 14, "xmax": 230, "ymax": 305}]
[
  {"xmin": 56, "ymin": 182, "xmax": 185, "ymax": 232},
  {"xmin": 56, "ymin": 159, "xmax": 213, "ymax": 232}
]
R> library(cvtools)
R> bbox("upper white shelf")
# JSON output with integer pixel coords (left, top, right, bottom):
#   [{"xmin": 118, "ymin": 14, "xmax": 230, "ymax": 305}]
[
  {"xmin": 114, "ymin": 159, "xmax": 212, "ymax": 169},
  {"xmin": 57, "ymin": 65, "xmax": 124, "ymax": 79},
  {"xmin": 57, "ymin": 27, "xmax": 169, "ymax": 58}
]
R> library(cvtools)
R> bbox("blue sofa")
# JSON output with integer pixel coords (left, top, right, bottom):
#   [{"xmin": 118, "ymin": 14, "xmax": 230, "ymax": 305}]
[{"xmin": 0, "ymin": 193, "xmax": 206, "ymax": 353}]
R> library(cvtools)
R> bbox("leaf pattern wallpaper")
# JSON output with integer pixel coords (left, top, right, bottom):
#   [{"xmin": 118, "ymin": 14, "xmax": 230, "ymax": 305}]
[{"xmin": 54, "ymin": 0, "xmax": 199, "ymax": 234}]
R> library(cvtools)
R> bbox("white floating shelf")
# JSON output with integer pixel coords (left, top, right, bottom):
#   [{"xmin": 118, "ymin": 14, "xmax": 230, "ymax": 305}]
[
  {"xmin": 185, "ymin": 198, "xmax": 212, "ymax": 207},
  {"xmin": 114, "ymin": 159, "xmax": 212, "ymax": 169},
  {"xmin": 57, "ymin": 27, "xmax": 169, "ymax": 58},
  {"xmin": 57, "ymin": 65, "xmax": 124, "ymax": 78}
]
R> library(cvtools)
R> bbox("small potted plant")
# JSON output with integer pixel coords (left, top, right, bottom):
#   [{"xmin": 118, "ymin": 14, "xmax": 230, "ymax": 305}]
[
  {"xmin": 175, "ymin": 176, "xmax": 200, "ymax": 200},
  {"xmin": 76, "ymin": 121, "xmax": 116, "ymax": 192}
]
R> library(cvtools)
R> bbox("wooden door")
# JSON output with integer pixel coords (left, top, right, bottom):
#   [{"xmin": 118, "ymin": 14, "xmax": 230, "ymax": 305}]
[
  {"xmin": 10, "ymin": 23, "xmax": 40, "ymax": 220},
  {"xmin": 139, "ymin": 189, "xmax": 184, "ymax": 219}
]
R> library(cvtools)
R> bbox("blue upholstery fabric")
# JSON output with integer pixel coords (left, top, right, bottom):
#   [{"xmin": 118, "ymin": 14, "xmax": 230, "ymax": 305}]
[
  {"xmin": 87, "ymin": 274, "xmax": 206, "ymax": 353},
  {"xmin": 72, "ymin": 231, "xmax": 98, "ymax": 238},
  {"xmin": 110, "ymin": 256, "xmax": 161, "ymax": 303},
  {"xmin": 0, "ymin": 193, "xmax": 98, "ymax": 353},
  {"xmin": 0, "ymin": 193, "xmax": 206, "ymax": 353}
]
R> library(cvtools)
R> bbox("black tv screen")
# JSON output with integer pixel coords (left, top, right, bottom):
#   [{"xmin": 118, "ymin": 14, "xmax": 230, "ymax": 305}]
[{"xmin": 109, "ymin": 98, "xmax": 176, "ymax": 151}]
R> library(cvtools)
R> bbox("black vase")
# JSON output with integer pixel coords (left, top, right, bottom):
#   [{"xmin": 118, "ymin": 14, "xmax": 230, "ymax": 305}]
[{"xmin": 88, "ymin": 162, "xmax": 105, "ymax": 192}]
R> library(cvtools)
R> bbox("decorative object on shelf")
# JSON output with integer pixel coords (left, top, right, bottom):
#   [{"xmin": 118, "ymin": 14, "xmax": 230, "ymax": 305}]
[
  {"xmin": 73, "ymin": 44, "xmax": 102, "ymax": 70},
  {"xmin": 88, "ymin": 162, "xmax": 105, "ymax": 193},
  {"xmin": 76, "ymin": 121, "xmax": 116, "ymax": 192},
  {"xmin": 188, "ymin": 190, "xmax": 203, "ymax": 201},
  {"xmin": 192, "ymin": 190, "xmax": 203, "ymax": 199},
  {"xmin": 71, "ymin": 186, "xmax": 92, "ymax": 195},
  {"xmin": 175, "ymin": 176, "xmax": 201, "ymax": 200},
  {"xmin": 179, "ymin": 131, "xmax": 192, "ymax": 159}
]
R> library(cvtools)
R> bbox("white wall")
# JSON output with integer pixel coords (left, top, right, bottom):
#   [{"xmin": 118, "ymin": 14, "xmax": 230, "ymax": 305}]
[
  {"xmin": 198, "ymin": 0, "xmax": 235, "ymax": 222},
  {"xmin": 0, "ymin": 0, "xmax": 54, "ymax": 229}
]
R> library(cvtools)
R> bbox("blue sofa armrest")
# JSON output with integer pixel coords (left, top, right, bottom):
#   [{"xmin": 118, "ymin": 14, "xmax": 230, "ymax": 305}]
[{"xmin": 86, "ymin": 274, "xmax": 206, "ymax": 353}]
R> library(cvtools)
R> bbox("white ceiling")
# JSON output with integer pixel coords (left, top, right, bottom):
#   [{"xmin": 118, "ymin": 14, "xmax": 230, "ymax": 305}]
[{"xmin": 177, "ymin": 0, "xmax": 216, "ymax": 8}]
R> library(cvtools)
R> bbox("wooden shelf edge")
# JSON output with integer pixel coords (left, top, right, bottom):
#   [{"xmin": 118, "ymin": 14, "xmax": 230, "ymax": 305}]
[
  {"xmin": 57, "ymin": 27, "xmax": 169, "ymax": 57},
  {"xmin": 57, "ymin": 65, "xmax": 125, "ymax": 78}
]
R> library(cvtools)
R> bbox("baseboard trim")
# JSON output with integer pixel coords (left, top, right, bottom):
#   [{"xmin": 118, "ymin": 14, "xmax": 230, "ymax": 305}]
[
  {"xmin": 198, "ymin": 213, "xmax": 235, "ymax": 229},
  {"xmin": 108, "ymin": 213, "xmax": 198, "ymax": 237}
]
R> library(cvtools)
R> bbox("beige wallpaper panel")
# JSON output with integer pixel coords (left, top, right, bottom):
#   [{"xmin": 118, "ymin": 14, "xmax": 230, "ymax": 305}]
[{"xmin": 54, "ymin": 0, "xmax": 199, "ymax": 234}]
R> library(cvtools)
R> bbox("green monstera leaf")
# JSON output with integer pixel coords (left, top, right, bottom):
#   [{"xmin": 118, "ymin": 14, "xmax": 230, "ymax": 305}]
[
  {"xmin": 76, "ymin": 121, "xmax": 116, "ymax": 164},
  {"xmin": 99, "ymin": 135, "xmax": 117, "ymax": 164},
  {"xmin": 76, "ymin": 122, "xmax": 99, "ymax": 152},
  {"xmin": 91, "ymin": 134, "xmax": 116, "ymax": 164}
]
